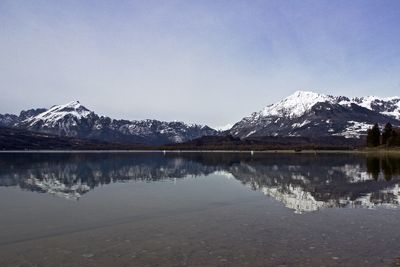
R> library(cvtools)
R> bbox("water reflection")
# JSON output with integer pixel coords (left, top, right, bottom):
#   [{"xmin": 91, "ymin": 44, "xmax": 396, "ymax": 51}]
[
  {"xmin": 0, "ymin": 153, "xmax": 399, "ymax": 213},
  {"xmin": 366, "ymin": 155, "xmax": 400, "ymax": 181}
]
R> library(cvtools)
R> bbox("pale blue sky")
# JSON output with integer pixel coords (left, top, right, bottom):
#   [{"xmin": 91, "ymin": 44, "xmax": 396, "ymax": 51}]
[{"xmin": 1, "ymin": 0, "xmax": 400, "ymax": 127}]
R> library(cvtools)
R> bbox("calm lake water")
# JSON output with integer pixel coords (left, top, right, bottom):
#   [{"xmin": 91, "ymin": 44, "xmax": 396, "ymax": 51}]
[{"xmin": 1, "ymin": 152, "xmax": 400, "ymax": 266}]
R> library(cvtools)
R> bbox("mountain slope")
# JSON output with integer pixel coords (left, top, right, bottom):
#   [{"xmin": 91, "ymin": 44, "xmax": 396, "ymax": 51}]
[
  {"xmin": 230, "ymin": 91, "xmax": 400, "ymax": 139},
  {"xmin": 0, "ymin": 127, "xmax": 148, "ymax": 150}
]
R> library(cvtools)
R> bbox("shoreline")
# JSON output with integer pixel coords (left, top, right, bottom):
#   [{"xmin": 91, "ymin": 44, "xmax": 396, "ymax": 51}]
[{"xmin": 1, "ymin": 149, "xmax": 400, "ymax": 154}]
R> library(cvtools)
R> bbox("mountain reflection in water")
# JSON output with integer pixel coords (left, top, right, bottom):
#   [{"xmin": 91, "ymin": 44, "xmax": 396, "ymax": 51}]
[{"xmin": 0, "ymin": 152, "xmax": 399, "ymax": 213}]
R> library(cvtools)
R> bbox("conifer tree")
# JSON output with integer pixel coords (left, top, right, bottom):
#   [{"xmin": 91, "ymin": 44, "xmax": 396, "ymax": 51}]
[
  {"xmin": 388, "ymin": 129, "xmax": 400, "ymax": 147},
  {"xmin": 382, "ymin": 123, "xmax": 393, "ymax": 145},
  {"xmin": 367, "ymin": 124, "xmax": 380, "ymax": 147}
]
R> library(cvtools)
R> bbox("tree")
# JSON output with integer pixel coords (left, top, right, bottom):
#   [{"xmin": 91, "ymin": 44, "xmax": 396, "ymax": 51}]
[
  {"xmin": 382, "ymin": 123, "xmax": 393, "ymax": 145},
  {"xmin": 367, "ymin": 124, "xmax": 380, "ymax": 147},
  {"xmin": 388, "ymin": 129, "xmax": 400, "ymax": 147}
]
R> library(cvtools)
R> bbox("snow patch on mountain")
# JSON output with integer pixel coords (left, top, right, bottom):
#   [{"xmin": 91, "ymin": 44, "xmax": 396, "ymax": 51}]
[
  {"xmin": 333, "ymin": 121, "xmax": 374, "ymax": 138},
  {"xmin": 292, "ymin": 120, "xmax": 310, "ymax": 128}
]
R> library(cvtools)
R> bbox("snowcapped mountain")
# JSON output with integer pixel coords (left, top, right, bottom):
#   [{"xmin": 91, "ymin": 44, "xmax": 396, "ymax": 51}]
[
  {"xmin": 18, "ymin": 101, "xmax": 96, "ymax": 138},
  {"xmin": 6, "ymin": 101, "xmax": 218, "ymax": 145},
  {"xmin": 230, "ymin": 91, "xmax": 400, "ymax": 139},
  {"xmin": 26, "ymin": 101, "xmax": 92, "ymax": 127}
]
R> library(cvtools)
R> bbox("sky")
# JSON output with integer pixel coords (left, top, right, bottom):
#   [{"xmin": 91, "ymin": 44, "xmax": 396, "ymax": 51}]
[{"xmin": 1, "ymin": 0, "xmax": 400, "ymax": 128}]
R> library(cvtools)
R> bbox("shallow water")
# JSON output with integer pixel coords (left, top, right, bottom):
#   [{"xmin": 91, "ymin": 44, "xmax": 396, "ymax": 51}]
[{"xmin": 0, "ymin": 152, "xmax": 400, "ymax": 266}]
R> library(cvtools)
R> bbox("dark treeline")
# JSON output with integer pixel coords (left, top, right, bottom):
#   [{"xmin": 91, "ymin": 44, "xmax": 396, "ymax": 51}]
[
  {"xmin": 161, "ymin": 135, "xmax": 362, "ymax": 151},
  {"xmin": 367, "ymin": 123, "xmax": 400, "ymax": 147}
]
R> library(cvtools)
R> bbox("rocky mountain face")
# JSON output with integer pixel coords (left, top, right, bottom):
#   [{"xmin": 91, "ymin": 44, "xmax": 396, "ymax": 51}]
[
  {"xmin": 0, "ymin": 114, "xmax": 19, "ymax": 127},
  {"xmin": 230, "ymin": 91, "xmax": 400, "ymax": 139},
  {"xmin": 0, "ymin": 108, "xmax": 47, "ymax": 127},
  {"xmin": 2, "ymin": 101, "xmax": 218, "ymax": 145}
]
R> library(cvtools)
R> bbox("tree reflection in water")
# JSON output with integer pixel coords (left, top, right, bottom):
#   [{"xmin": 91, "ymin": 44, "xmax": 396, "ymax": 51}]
[{"xmin": 366, "ymin": 155, "xmax": 400, "ymax": 181}]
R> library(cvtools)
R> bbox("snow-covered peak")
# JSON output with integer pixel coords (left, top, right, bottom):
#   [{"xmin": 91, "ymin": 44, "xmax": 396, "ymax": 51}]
[
  {"xmin": 216, "ymin": 123, "xmax": 233, "ymax": 131},
  {"xmin": 24, "ymin": 100, "xmax": 92, "ymax": 126},
  {"xmin": 48, "ymin": 100, "xmax": 89, "ymax": 113},
  {"xmin": 63, "ymin": 100, "xmax": 82, "ymax": 108},
  {"xmin": 260, "ymin": 90, "xmax": 336, "ymax": 119}
]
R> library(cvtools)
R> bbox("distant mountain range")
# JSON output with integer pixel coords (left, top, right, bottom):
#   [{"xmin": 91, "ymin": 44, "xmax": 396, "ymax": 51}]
[
  {"xmin": 1, "ymin": 90, "xmax": 399, "ymax": 147},
  {"xmin": 0, "ymin": 101, "xmax": 217, "ymax": 145}
]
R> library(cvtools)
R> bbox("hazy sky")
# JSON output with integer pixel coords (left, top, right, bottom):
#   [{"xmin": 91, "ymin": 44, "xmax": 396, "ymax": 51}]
[{"xmin": 1, "ymin": 0, "xmax": 400, "ymax": 128}]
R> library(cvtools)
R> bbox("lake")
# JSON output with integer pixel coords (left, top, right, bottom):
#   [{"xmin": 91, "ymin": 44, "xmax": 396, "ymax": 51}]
[{"xmin": 0, "ymin": 152, "xmax": 400, "ymax": 266}]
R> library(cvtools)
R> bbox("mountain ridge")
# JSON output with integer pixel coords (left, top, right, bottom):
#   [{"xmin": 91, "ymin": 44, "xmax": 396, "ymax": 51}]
[
  {"xmin": 230, "ymin": 90, "xmax": 400, "ymax": 139},
  {"xmin": 1, "ymin": 101, "xmax": 218, "ymax": 145},
  {"xmin": 1, "ymin": 90, "xmax": 400, "ymax": 146}
]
